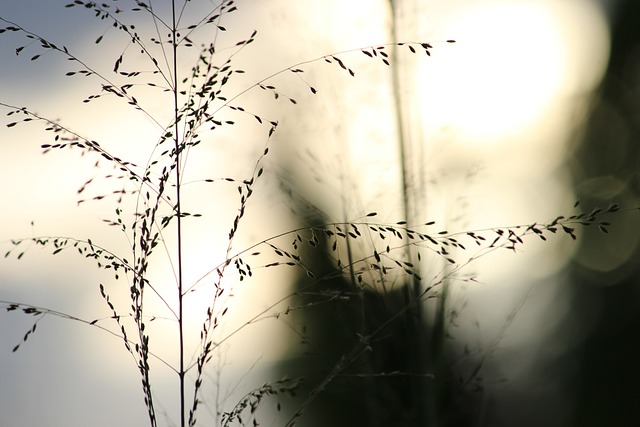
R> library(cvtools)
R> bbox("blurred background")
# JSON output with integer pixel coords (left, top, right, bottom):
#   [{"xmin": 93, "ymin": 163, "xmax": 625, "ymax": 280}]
[{"xmin": 1, "ymin": 0, "xmax": 639, "ymax": 426}]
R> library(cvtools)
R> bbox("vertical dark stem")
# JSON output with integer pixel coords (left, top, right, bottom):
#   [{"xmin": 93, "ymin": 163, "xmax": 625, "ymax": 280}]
[
  {"xmin": 388, "ymin": 1, "xmax": 431, "ymax": 425},
  {"xmin": 170, "ymin": 2, "xmax": 186, "ymax": 427},
  {"xmin": 389, "ymin": 6, "xmax": 411, "ymax": 226},
  {"xmin": 388, "ymin": 0, "xmax": 423, "ymax": 303}
]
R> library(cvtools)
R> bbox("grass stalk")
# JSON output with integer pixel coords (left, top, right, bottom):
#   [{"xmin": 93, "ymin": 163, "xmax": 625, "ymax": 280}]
[
  {"xmin": 388, "ymin": 1, "xmax": 431, "ymax": 425},
  {"xmin": 170, "ymin": 1, "xmax": 186, "ymax": 426}
]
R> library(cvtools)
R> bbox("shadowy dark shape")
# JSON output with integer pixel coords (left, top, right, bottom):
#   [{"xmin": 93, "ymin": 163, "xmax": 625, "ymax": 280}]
[
  {"xmin": 273, "ymin": 200, "xmax": 482, "ymax": 427},
  {"xmin": 567, "ymin": 0, "xmax": 640, "ymax": 425}
]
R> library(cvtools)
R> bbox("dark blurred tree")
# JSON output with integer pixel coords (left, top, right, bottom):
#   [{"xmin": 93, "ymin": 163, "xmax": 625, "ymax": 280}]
[{"xmin": 272, "ymin": 205, "xmax": 481, "ymax": 427}]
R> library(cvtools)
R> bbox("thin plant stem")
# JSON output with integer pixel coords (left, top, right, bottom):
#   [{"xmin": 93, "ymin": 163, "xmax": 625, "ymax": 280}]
[
  {"xmin": 388, "ymin": 1, "xmax": 430, "ymax": 425},
  {"xmin": 170, "ymin": 1, "xmax": 185, "ymax": 426}
]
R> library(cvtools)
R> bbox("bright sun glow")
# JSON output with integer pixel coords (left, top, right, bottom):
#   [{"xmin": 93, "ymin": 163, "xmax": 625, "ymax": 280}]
[
  {"xmin": 420, "ymin": 0, "xmax": 609, "ymax": 145},
  {"xmin": 407, "ymin": 0, "xmax": 611, "ymax": 283}
]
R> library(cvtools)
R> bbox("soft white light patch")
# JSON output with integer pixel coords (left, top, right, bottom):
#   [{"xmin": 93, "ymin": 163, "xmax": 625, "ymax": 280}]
[
  {"xmin": 406, "ymin": 0, "xmax": 611, "ymax": 285},
  {"xmin": 421, "ymin": 0, "xmax": 609, "ymax": 143}
]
